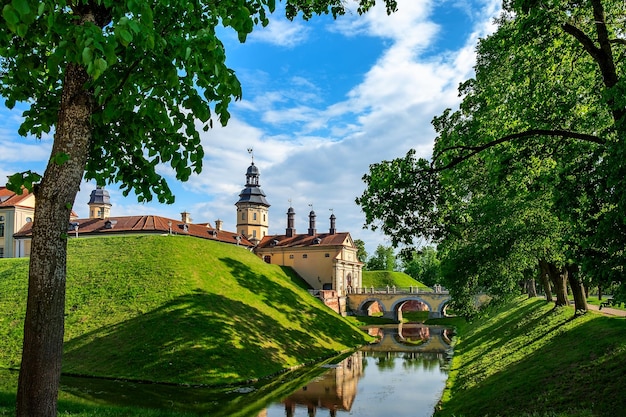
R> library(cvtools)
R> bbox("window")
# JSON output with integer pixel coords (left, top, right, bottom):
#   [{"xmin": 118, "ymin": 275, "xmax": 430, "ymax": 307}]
[
  {"xmin": 325, "ymin": 253, "xmax": 330, "ymax": 258},
  {"xmin": 0, "ymin": 223, "xmax": 4, "ymax": 238},
  {"xmin": 289, "ymin": 254, "xmax": 294, "ymax": 259},
  {"xmin": 241, "ymin": 212, "xmax": 246, "ymax": 220},
  {"xmin": 0, "ymin": 247, "xmax": 3, "ymax": 258},
  {"xmin": 302, "ymin": 254, "xmax": 308, "ymax": 259},
  {"xmin": 253, "ymin": 230, "xmax": 257, "ymax": 238},
  {"xmin": 263, "ymin": 255, "xmax": 271, "ymax": 264},
  {"xmin": 263, "ymin": 214, "xmax": 266, "ymax": 222},
  {"xmin": 253, "ymin": 213, "xmax": 257, "ymax": 220}
]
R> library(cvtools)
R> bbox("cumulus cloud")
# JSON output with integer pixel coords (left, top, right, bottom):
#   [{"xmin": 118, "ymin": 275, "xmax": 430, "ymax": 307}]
[{"xmin": 249, "ymin": 17, "xmax": 310, "ymax": 48}]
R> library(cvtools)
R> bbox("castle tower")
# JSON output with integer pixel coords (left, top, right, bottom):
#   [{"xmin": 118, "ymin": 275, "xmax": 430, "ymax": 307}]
[
  {"xmin": 88, "ymin": 186, "xmax": 112, "ymax": 219},
  {"xmin": 235, "ymin": 153, "xmax": 270, "ymax": 244}
]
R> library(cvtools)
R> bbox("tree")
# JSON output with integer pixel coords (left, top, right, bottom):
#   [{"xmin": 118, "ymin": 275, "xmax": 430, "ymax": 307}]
[
  {"xmin": 402, "ymin": 246, "xmax": 440, "ymax": 287},
  {"xmin": 354, "ymin": 239, "xmax": 368, "ymax": 263},
  {"xmin": 366, "ymin": 244, "xmax": 397, "ymax": 271},
  {"xmin": 357, "ymin": 0, "xmax": 626, "ymax": 317},
  {"xmin": 0, "ymin": 1, "xmax": 398, "ymax": 415}
]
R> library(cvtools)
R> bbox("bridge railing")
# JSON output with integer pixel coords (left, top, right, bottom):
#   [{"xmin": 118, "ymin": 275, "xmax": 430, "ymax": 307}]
[{"xmin": 347, "ymin": 286, "xmax": 449, "ymax": 295}]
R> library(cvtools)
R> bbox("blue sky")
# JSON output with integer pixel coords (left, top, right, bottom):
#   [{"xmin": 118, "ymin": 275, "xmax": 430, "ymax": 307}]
[{"xmin": 0, "ymin": 0, "xmax": 500, "ymax": 256}]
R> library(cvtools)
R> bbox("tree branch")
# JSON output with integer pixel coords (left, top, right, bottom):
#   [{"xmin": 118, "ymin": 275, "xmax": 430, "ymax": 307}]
[{"xmin": 431, "ymin": 129, "xmax": 605, "ymax": 172}]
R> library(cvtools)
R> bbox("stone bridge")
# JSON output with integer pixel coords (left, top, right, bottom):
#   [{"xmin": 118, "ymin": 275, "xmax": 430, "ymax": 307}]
[{"xmin": 347, "ymin": 287, "xmax": 451, "ymax": 320}]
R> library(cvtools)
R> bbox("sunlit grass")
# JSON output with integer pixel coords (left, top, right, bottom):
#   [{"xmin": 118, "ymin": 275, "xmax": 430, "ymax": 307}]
[{"xmin": 362, "ymin": 270, "xmax": 429, "ymax": 288}]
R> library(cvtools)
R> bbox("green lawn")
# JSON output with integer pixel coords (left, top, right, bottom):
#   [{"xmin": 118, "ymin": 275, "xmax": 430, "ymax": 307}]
[
  {"xmin": 431, "ymin": 297, "xmax": 626, "ymax": 417},
  {"xmin": 362, "ymin": 270, "xmax": 429, "ymax": 289},
  {"xmin": 0, "ymin": 235, "xmax": 370, "ymax": 387}
]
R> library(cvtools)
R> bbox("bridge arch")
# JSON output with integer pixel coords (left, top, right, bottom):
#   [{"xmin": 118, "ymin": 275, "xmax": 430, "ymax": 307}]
[
  {"xmin": 390, "ymin": 297, "xmax": 435, "ymax": 322},
  {"xmin": 356, "ymin": 298, "xmax": 388, "ymax": 316},
  {"xmin": 348, "ymin": 292, "xmax": 451, "ymax": 321}
]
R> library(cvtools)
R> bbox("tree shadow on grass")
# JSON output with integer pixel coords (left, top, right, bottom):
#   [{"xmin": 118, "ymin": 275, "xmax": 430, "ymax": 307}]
[
  {"xmin": 62, "ymin": 290, "xmax": 336, "ymax": 387},
  {"xmin": 219, "ymin": 257, "xmax": 367, "ymax": 348},
  {"xmin": 440, "ymin": 314, "xmax": 626, "ymax": 417}
]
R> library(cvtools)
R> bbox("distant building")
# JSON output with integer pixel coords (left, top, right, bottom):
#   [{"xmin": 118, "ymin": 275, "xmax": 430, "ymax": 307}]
[
  {"xmin": 11, "ymin": 186, "xmax": 253, "ymax": 257},
  {"xmin": 254, "ymin": 207, "xmax": 363, "ymax": 299},
  {"xmin": 235, "ymin": 159, "xmax": 270, "ymax": 245},
  {"xmin": 88, "ymin": 186, "xmax": 112, "ymax": 219},
  {"xmin": 234, "ymin": 158, "xmax": 363, "ymax": 306},
  {"xmin": 0, "ymin": 187, "xmax": 35, "ymax": 258}
]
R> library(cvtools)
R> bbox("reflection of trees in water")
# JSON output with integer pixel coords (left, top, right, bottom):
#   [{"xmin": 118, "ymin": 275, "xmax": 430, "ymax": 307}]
[
  {"xmin": 362, "ymin": 351, "xmax": 448, "ymax": 373},
  {"xmin": 400, "ymin": 352, "xmax": 447, "ymax": 371}
]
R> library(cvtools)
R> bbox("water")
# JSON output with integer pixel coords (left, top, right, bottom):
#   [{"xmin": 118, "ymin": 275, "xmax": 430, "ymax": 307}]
[
  {"xmin": 263, "ymin": 350, "xmax": 449, "ymax": 417},
  {"xmin": 261, "ymin": 324, "xmax": 452, "ymax": 417}
]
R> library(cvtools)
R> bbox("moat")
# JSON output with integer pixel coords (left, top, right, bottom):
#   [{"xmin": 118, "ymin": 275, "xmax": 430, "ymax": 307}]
[{"xmin": 51, "ymin": 324, "xmax": 454, "ymax": 416}]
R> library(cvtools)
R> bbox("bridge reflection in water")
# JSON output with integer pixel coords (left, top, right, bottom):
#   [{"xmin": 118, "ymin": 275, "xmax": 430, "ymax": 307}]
[{"xmin": 260, "ymin": 325, "xmax": 453, "ymax": 417}]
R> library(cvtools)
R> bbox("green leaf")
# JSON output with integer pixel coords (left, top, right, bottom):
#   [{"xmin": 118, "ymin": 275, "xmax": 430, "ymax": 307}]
[
  {"xmin": 2, "ymin": 5, "xmax": 20, "ymax": 28},
  {"xmin": 119, "ymin": 28, "xmax": 133, "ymax": 45},
  {"xmin": 82, "ymin": 47, "xmax": 93, "ymax": 65},
  {"xmin": 51, "ymin": 152, "xmax": 70, "ymax": 166},
  {"xmin": 11, "ymin": 0, "xmax": 30, "ymax": 19},
  {"xmin": 16, "ymin": 23, "xmax": 28, "ymax": 37},
  {"xmin": 6, "ymin": 171, "xmax": 42, "ymax": 194}
]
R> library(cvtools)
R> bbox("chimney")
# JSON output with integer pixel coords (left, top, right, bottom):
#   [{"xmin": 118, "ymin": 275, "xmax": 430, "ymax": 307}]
[
  {"xmin": 215, "ymin": 219, "xmax": 222, "ymax": 231},
  {"xmin": 329, "ymin": 213, "xmax": 336, "ymax": 234},
  {"xmin": 181, "ymin": 211, "xmax": 192, "ymax": 224},
  {"xmin": 286, "ymin": 207, "xmax": 296, "ymax": 237},
  {"xmin": 308, "ymin": 210, "xmax": 316, "ymax": 236}
]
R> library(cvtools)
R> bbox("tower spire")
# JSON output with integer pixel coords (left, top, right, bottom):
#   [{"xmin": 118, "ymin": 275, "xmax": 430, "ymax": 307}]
[{"xmin": 236, "ymin": 150, "xmax": 270, "ymax": 244}]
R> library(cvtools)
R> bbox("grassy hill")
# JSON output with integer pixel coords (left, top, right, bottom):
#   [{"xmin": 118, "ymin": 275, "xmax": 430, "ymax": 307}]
[
  {"xmin": 0, "ymin": 235, "xmax": 370, "ymax": 386},
  {"xmin": 362, "ymin": 270, "xmax": 429, "ymax": 289},
  {"xmin": 431, "ymin": 297, "xmax": 626, "ymax": 417}
]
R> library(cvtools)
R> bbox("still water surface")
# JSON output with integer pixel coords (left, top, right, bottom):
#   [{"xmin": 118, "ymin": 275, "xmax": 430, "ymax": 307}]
[{"xmin": 6, "ymin": 324, "xmax": 452, "ymax": 416}]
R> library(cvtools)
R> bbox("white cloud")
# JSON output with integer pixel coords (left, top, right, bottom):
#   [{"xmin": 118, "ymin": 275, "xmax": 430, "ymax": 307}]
[{"xmin": 249, "ymin": 17, "xmax": 310, "ymax": 47}]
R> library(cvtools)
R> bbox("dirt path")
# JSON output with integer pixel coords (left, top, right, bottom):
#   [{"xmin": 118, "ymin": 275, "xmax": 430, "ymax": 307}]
[{"xmin": 587, "ymin": 303, "xmax": 626, "ymax": 317}]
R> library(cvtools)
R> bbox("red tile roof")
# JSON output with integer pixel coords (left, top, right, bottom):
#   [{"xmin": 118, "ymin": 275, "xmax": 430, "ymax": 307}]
[
  {"xmin": 256, "ymin": 232, "xmax": 351, "ymax": 249},
  {"xmin": 14, "ymin": 215, "xmax": 254, "ymax": 247},
  {"xmin": 0, "ymin": 186, "xmax": 34, "ymax": 208}
]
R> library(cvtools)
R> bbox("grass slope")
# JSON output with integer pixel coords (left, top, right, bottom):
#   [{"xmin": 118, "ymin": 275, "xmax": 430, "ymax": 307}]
[
  {"xmin": 0, "ymin": 235, "xmax": 370, "ymax": 386},
  {"xmin": 432, "ymin": 297, "xmax": 626, "ymax": 417},
  {"xmin": 362, "ymin": 270, "xmax": 429, "ymax": 289}
]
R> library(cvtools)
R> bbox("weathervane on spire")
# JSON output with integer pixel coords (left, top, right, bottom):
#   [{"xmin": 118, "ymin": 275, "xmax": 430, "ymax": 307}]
[{"xmin": 247, "ymin": 147, "xmax": 254, "ymax": 163}]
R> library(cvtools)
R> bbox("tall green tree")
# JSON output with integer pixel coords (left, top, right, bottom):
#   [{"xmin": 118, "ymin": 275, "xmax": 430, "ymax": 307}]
[
  {"xmin": 357, "ymin": 0, "xmax": 626, "ymax": 316},
  {"xmin": 0, "ymin": 1, "xmax": 397, "ymax": 415},
  {"xmin": 354, "ymin": 238, "xmax": 368, "ymax": 263},
  {"xmin": 366, "ymin": 244, "xmax": 397, "ymax": 271},
  {"xmin": 402, "ymin": 246, "xmax": 440, "ymax": 287}
]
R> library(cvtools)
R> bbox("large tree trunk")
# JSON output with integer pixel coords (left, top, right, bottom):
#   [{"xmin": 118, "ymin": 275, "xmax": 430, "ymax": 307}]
[
  {"xmin": 538, "ymin": 260, "xmax": 553, "ymax": 302},
  {"xmin": 546, "ymin": 262, "xmax": 569, "ymax": 307},
  {"xmin": 567, "ymin": 264, "xmax": 588, "ymax": 314},
  {"xmin": 16, "ymin": 61, "xmax": 93, "ymax": 417},
  {"xmin": 525, "ymin": 278, "xmax": 538, "ymax": 298}
]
